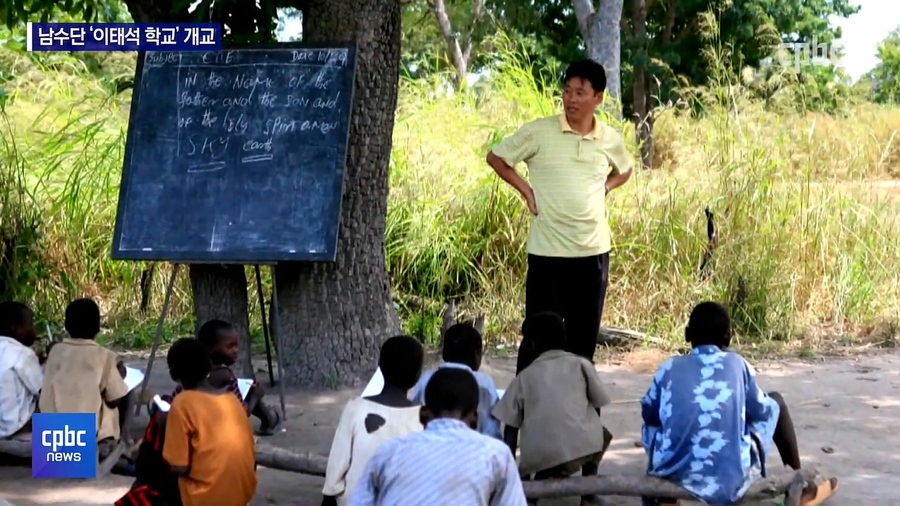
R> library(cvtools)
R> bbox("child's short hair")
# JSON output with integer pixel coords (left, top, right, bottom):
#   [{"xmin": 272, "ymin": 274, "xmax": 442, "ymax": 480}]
[
  {"xmin": 442, "ymin": 323, "xmax": 483, "ymax": 367},
  {"xmin": 686, "ymin": 301, "xmax": 732, "ymax": 348},
  {"xmin": 0, "ymin": 301, "xmax": 32, "ymax": 337},
  {"xmin": 522, "ymin": 311, "xmax": 566, "ymax": 354},
  {"xmin": 197, "ymin": 319, "xmax": 234, "ymax": 350},
  {"xmin": 167, "ymin": 338, "xmax": 212, "ymax": 387},
  {"xmin": 424, "ymin": 367, "xmax": 479, "ymax": 416},
  {"xmin": 378, "ymin": 335, "xmax": 424, "ymax": 390},
  {"xmin": 64, "ymin": 298, "xmax": 101, "ymax": 339}
]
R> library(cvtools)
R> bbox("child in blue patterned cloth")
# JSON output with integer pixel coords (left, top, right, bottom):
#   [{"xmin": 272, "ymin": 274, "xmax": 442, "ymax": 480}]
[
  {"xmin": 640, "ymin": 301, "xmax": 838, "ymax": 506},
  {"xmin": 409, "ymin": 323, "xmax": 502, "ymax": 440}
]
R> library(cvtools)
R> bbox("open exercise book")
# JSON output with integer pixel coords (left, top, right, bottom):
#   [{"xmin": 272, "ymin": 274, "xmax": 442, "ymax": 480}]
[
  {"xmin": 361, "ymin": 367, "xmax": 506, "ymax": 399},
  {"xmin": 151, "ymin": 376, "xmax": 253, "ymax": 412}
]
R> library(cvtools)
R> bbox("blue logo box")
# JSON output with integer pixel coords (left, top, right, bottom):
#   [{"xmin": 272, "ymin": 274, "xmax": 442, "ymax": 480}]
[{"xmin": 31, "ymin": 413, "xmax": 97, "ymax": 479}]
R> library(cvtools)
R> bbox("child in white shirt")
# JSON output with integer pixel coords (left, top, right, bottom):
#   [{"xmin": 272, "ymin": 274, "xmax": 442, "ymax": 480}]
[{"xmin": 321, "ymin": 335, "xmax": 425, "ymax": 506}]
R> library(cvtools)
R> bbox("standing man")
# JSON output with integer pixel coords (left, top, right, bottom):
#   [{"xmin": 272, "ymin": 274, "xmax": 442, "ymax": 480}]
[{"xmin": 486, "ymin": 59, "xmax": 633, "ymax": 374}]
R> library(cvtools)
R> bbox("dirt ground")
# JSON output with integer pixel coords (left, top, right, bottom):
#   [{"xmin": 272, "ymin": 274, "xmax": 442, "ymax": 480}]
[{"xmin": 3, "ymin": 350, "xmax": 899, "ymax": 505}]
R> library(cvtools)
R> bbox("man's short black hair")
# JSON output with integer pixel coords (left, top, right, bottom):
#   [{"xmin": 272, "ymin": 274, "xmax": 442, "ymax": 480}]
[
  {"xmin": 564, "ymin": 59, "xmax": 607, "ymax": 94},
  {"xmin": 522, "ymin": 311, "xmax": 566, "ymax": 355},
  {"xmin": 0, "ymin": 301, "xmax": 32, "ymax": 337},
  {"xmin": 168, "ymin": 337, "xmax": 212, "ymax": 387},
  {"xmin": 424, "ymin": 367, "xmax": 479, "ymax": 417},
  {"xmin": 442, "ymin": 323, "xmax": 483, "ymax": 367},
  {"xmin": 685, "ymin": 301, "xmax": 732, "ymax": 348},
  {"xmin": 378, "ymin": 335, "xmax": 424, "ymax": 390},
  {"xmin": 197, "ymin": 319, "xmax": 234, "ymax": 350},
  {"xmin": 64, "ymin": 298, "xmax": 101, "ymax": 339}
]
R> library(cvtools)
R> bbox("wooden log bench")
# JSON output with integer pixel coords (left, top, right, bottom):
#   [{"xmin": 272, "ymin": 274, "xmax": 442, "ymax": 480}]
[
  {"xmin": 520, "ymin": 467, "xmax": 825, "ymax": 502},
  {"xmin": 250, "ymin": 443, "xmax": 828, "ymax": 503},
  {"xmin": 4, "ymin": 434, "xmax": 831, "ymax": 504},
  {"xmin": 0, "ymin": 432, "xmax": 128, "ymax": 478},
  {"xmin": 0, "ymin": 400, "xmax": 136, "ymax": 478}
]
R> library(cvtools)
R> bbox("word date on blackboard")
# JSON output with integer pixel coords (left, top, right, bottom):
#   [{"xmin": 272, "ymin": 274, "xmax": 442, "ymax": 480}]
[{"xmin": 112, "ymin": 44, "xmax": 357, "ymax": 263}]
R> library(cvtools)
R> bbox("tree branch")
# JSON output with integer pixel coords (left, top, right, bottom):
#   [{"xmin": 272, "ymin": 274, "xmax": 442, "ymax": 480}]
[
  {"xmin": 571, "ymin": 0, "xmax": 597, "ymax": 40},
  {"xmin": 430, "ymin": 0, "xmax": 468, "ymax": 88},
  {"xmin": 661, "ymin": 0, "xmax": 677, "ymax": 45},
  {"xmin": 461, "ymin": 0, "xmax": 486, "ymax": 65}
]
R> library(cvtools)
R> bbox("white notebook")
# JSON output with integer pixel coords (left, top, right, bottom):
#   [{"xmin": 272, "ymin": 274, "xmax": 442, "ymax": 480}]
[
  {"xmin": 361, "ymin": 367, "xmax": 384, "ymax": 397},
  {"xmin": 124, "ymin": 366, "xmax": 144, "ymax": 392}
]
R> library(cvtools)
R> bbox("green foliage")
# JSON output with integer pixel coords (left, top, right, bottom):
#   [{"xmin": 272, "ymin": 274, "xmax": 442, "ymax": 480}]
[
  {"xmin": 395, "ymin": 0, "xmax": 864, "ymax": 118},
  {"xmin": 1, "ymin": 0, "xmax": 130, "ymax": 27},
  {"xmin": 400, "ymin": 0, "xmax": 493, "ymax": 81},
  {"xmin": 872, "ymin": 27, "xmax": 900, "ymax": 104}
]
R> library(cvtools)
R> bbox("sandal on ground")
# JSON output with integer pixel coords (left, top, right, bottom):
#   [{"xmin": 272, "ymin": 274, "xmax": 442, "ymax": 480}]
[
  {"xmin": 255, "ymin": 409, "xmax": 282, "ymax": 436},
  {"xmin": 800, "ymin": 477, "xmax": 839, "ymax": 506}
]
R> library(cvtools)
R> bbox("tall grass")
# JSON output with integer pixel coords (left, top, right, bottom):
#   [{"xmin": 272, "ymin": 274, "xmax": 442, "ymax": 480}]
[{"xmin": 1, "ymin": 42, "xmax": 899, "ymax": 351}]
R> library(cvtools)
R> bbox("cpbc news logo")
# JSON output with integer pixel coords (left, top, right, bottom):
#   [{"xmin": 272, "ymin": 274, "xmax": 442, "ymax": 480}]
[{"xmin": 31, "ymin": 413, "xmax": 97, "ymax": 478}]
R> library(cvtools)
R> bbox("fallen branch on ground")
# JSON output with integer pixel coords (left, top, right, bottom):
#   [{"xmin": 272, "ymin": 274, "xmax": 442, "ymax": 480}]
[{"xmin": 597, "ymin": 326, "xmax": 666, "ymax": 347}]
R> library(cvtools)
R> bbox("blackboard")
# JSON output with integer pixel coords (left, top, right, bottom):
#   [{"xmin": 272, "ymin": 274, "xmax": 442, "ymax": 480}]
[{"xmin": 111, "ymin": 43, "xmax": 357, "ymax": 263}]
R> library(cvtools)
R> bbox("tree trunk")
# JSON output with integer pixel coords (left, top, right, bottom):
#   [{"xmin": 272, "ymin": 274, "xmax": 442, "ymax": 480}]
[
  {"xmin": 122, "ymin": 0, "xmax": 255, "ymax": 378},
  {"xmin": 572, "ymin": 0, "xmax": 625, "ymax": 118},
  {"xmin": 431, "ymin": 0, "xmax": 468, "ymax": 90},
  {"xmin": 272, "ymin": 0, "xmax": 403, "ymax": 387},
  {"xmin": 632, "ymin": 0, "xmax": 653, "ymax": 169},
  {"xmin": 190, "ymin": 265, "xmax": 254, "ymax": 377},
  {"xmin": 430, "ymin": 0, "xmax": 485, "ymax": 91}
]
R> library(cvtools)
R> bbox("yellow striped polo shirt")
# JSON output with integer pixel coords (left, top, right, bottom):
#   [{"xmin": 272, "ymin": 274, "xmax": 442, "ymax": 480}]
[{"xmin": 491, "ymin": 115, "xmax": 633, "ymax": 257}]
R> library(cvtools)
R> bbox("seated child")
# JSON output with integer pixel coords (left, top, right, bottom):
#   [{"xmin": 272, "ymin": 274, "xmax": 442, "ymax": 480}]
[
  {"xmin": 163, "ymin": 338, "xmax": 257, "ymax": 506},
  {"xmin": 322, "ymin": 335, "xmax": 425, "ymax": 506},
  {"xmin": 116, "ymin": 319, "xmax": 275, "ymax": 506},
  {"xmin": 492, "ymin": 311, "xmax": 613, "ymax": 506},
  {"xmin": 40, "ymin": 298, "xmax": 132, "ymax": 457},
  {"xmin": 115, "ymin": 407, "xmax": 182, "ymax": 506},
  {"xmin": 349, "ymin": 367, "xmax": 528, "ymax": 506},
  {"xmin": 640, "ymin": 301, "xmax": 838, "ymax": 506},
  {"xmin": 0, "ymin": 301, "xmax": 42, "ymax": 439},
  {"xmin": 409, "ymin": 322, "xmax": 502, "ymax": 440},
  {"xmin": 195, "ymin": 319, "xmax": 281, "ymax": 435}
]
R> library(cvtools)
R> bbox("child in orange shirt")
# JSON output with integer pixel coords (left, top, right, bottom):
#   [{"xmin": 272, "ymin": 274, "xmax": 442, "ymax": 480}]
[{"xmin": 162, "ymin": 338, "xmax": 257, "ymax": 506}]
